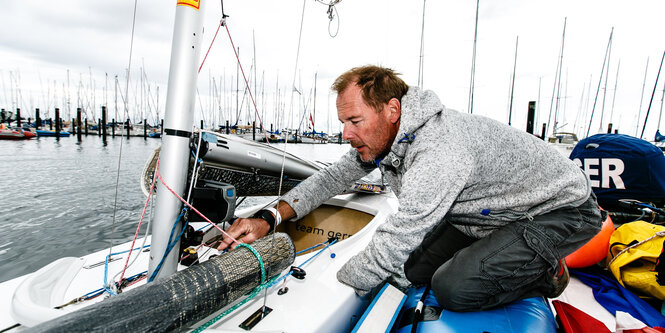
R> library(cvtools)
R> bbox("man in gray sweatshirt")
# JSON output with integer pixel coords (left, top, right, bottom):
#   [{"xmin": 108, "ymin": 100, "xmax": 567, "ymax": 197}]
[{"xmin": 218, "ymin": 65, "xmax": 603, "ymax": 311}]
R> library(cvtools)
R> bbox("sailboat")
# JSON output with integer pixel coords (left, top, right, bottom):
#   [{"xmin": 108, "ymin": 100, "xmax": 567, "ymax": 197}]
[
  {"xmin": 0, "ymin": 2, "xmax": 398, "ymax": 332},
  {"xmin": 1, "ymin": 2, "xmax": 620, "ymax": 333}
]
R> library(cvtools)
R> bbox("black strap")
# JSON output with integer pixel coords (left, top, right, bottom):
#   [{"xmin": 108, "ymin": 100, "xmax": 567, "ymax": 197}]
[
  {"xmin": 164, "ymin": 128, "xmax": 191, "ymax": 138},
  {"xmin": 253, "ymin": 209, "xmax": 276, "ymax": 232}
]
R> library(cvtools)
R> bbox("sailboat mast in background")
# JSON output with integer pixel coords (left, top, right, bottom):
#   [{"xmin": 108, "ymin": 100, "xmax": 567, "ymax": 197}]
[
  {"xmin": 467, "ymin": 0, "xmax": 479, "ymax": 114},
  {"xmin": 417, "ymin": 0, "xmax": 426, "ymax": 89},
  {"xmin": 508, "ymin": 36, "xmax": 518, "ymax": 126}
]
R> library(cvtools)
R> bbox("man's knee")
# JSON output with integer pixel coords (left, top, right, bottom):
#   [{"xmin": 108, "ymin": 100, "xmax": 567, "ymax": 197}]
[{"xmin": 430, "ymin": 265, "xmax": 482, "ymax": 312}]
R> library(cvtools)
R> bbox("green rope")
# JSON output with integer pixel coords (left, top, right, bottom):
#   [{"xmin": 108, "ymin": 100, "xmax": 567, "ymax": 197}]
[
  {"xmin": 191, "ymin": 243, "xmax": 269, "ymax": 332},
  {"xmin": 237, "ymin": 243, "xmax": 265, "ymax": 284}
]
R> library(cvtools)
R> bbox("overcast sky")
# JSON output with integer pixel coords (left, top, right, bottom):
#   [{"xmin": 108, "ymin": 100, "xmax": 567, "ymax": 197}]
[{"xmin": 1, "ymin": 0, "xmax": 664, "ymax": 139}]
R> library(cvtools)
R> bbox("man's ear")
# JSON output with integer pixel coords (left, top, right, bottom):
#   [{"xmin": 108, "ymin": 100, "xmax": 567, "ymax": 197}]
[{"xmin": 387, "ymin": 98, "xmax": 401, "ymax": 123}]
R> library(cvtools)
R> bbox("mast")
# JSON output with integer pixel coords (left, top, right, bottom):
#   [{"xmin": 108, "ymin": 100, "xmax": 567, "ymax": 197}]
[
  {"xmin": 508, "ymin": 36, "xmax": 518, "ymax": 126},
  {"xmin": 467, "ymin": 0, "xmax": 479, "ymax": 114},
  {"xmin": 598, "ymin": 27, "xmax": 613, "ymax": 133},
  {"xmin": 635, "ymin": 58, "xmax": 650, "ymax": 137},
  {"xmin": 585, "ymin": 28, "xmax": 613, "ymax": 138},
  {"xmin": 657, "ymin": 69, "xmax": 665, "ymax": 131},
  {"xmin": 313, "ymin": 71, "xmax": 317, "ymax": 132},
  {"xmin": 546, "ymin": 18, "xmax": 566, "ymax": 137},
  {"xmin": 608, "ymin": 60, "xmax": 620, "ymax": 132},
  {"xmin": 640, "ymin": 49, "xmax": 665, "ymax": 139},
  {"xmin": 552, "ymin": 18, "xmax": 567, "ymax": 136},
  {"xmin": 417, "ymin": 0, "xmax": 426, "ymax": 89},
  {"xmin": 148, "ymin": 0, "xmax": 205, "ymax": 281}
]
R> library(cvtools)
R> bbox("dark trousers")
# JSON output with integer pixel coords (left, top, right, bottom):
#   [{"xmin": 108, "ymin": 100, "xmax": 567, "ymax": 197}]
[{"xmin": 404, "ymin": 194, "xmax": 603, "ymax": 311}]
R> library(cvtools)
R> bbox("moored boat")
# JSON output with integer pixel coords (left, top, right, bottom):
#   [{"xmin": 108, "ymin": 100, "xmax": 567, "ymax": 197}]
[
  {"xmin": 36, "ymin": 130, "xmax": 71, "ymax": 138},
  {"xmin": 0, "ymin": 126, "xmax": 36, "ymax": 140}
]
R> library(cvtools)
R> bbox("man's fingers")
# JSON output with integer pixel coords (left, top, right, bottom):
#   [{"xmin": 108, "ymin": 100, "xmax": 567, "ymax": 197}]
[
  {"xmin": 217, "ymin": 218, "xmax": 247, "ymax": 251},
  {"xmin": 215, "ymin": 218, "xmax": 271, "ymax": 251}
]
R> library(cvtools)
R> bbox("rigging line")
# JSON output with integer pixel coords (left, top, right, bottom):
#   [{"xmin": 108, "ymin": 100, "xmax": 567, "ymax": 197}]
[
  {"xmin": 114, "ymin": 190, "xmax": 156, "ymax": 287},
  {"xmin": 640, "ymin": 49, "xmax": 665, "ymax": 139},
  {"xmin": 185, "ymin": 130, "xmax": 204, "ymax": 204},
  {"xmin": 289, "ymin": 0, "xmax": 308, "ymax": 130},
  {"xmin": 117, "ymin": 160, "xmax": 159, "ymax": 283},
  {"xmin": 224, "ymin": 23, "xmax": 270, "ymax": 143},
  {"xmin": 199, "ymin": 18, "xmax": 224, "ymax": 74},
  {"xmin": 108, "ymin": 0, "xmax": 139, "ymax": 259},
  {"xmin": 153, "ymin": 158, "xmax": 241, "ymax": 245}
]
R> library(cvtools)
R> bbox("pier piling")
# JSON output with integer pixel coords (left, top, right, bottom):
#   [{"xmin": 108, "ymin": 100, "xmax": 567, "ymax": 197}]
[
  {"xmin": 102, "ymin": 106, "xmax": 108, "ymax": 143},
  {"xmin": 35, "ymin": 109, "xmax": 41, "ymax": 130},
  {"xmin": 126, "ymin": 118, "xmax": 130, "ymax": 138},
  {"xmin": 16, "ymin": 108, "xmax": 21, "ymax": 127},
  {"xmin": 144, "ymin": 118, "xmax": 147, "ymax": 139},
  {"xmin": 76, "ymin": 108, "xmax": 82, "ymax": 141},
  {"xmin": 526, "ymin": 101, "xmax": 535, "ymax": 135},
  {"xmin": 55, "ymin": 108, "xmax": 61, "ymax": 139}
]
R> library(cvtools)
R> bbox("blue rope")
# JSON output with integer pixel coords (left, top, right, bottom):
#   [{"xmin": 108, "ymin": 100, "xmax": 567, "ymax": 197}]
[
  {"xmin": 269, "ymin": 238, "xmax": 337, "ymax": 288},
  {"xmin": 295, "ymin": 240, "xmax": 327, "ymax": 255},
  {"xmin": 148, "ymin": 210, "xmax": 188, "ymax": 282},
  {"xmin": 103, "ymin": 245, "xmax": 151, "ymax": 295}
]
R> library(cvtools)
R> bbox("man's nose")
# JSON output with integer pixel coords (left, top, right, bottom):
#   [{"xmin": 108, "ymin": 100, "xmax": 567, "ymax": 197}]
[{"xmin": 342, "ymin": 126, "xmax": 353, "ymax": 141}]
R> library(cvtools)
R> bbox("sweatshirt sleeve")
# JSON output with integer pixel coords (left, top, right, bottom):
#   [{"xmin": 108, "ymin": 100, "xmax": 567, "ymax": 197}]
[
  {"xmin": 280, "ymin": 149, "xmax": 375, "ymax": 219},
  {"xmin": 336, "ymin": 145, "xmax": 474, "ymax": 296}
]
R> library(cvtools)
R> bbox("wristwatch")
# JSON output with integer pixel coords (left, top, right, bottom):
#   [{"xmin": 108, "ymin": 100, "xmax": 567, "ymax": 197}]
[{"xmin": 253, "ymin": 209, "xmax": 277, "ymax": 232}]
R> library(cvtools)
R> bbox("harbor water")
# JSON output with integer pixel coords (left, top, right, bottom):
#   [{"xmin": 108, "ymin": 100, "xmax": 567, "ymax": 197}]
[{"xmin": 0, "ymin": 135, "xmax": 351, "ymax": 283}]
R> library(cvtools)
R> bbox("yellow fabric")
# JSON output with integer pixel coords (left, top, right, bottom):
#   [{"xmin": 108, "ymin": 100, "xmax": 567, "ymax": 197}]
[{"xmin": 607, "ymin": 220, "xmax": 665, "ymax": 300}]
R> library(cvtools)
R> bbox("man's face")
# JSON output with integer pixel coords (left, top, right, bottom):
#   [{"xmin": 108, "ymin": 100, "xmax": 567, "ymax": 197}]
[{"xmin": 337, "ymin": 84, "xmax": 399, "ymax": 162}]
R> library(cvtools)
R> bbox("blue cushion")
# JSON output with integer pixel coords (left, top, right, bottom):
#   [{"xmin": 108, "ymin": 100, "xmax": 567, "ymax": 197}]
[{"xmin": 391, "ymin": 287, "xmax": 557, "ymax": 333}]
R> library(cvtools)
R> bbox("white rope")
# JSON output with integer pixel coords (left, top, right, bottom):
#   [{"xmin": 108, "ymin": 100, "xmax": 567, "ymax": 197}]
[{"xmin": 608, "ymin": 230, "xmax": 665, "ymax": 267}]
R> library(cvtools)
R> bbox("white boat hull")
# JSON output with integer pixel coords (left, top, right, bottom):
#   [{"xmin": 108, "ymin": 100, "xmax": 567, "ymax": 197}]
[{"xmin": 0, "ymin": 191, "xmax": 398, "ymax": 332}]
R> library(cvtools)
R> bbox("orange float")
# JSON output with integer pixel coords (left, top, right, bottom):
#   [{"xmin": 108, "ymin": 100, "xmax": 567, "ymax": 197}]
[{"xmin": 565, "ymin": 208, "xmax": 614, "ymax": 268}]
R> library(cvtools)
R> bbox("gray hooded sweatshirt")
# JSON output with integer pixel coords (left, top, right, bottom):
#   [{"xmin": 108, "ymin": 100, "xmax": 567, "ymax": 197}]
[{"xmin": 280, "ymin": 86, "xmax": 590, "ymax": 296}]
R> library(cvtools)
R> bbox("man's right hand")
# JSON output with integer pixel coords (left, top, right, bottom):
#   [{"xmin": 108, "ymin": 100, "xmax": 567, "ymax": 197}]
[{"xmin": 216, "ymin": 217, "xmax": 271, "ymax": 251}]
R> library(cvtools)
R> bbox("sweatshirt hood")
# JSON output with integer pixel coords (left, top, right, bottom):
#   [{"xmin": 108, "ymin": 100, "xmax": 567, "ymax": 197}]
[
  {"xmin": 386, "ymin": 86, "xmax": 444, "ymax": 155},
  {"xmin": 396, "ymin": 86, "xmax": 444, "ymax": 139}
]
